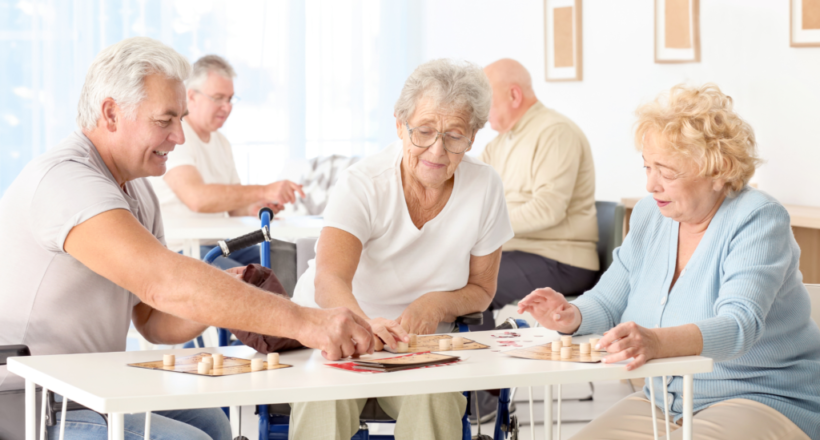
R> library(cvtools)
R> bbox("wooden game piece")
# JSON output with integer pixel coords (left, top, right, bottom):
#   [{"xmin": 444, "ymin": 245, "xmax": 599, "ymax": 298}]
[
  {"xmin": 201, "ymin": 356, "xmax": 213, "ymax": 367},
  {"xmin": 580, "ymin": 343, "xmax": 591, "ymax": 354},
  {"xmin": 267, "ymin": 353, "xmax": 280, "ymax": 367},
  {"xmin": 163, "ymin": 354, "xmax": 175, "ymax": 366},
  {"xmin": 251, "ymin": 358, "xmax": 265, "ymax": 372},
  {"xmin": 589, "ymin": 338, "xmax": 600, "ymax": 351},
  {"xmin": 561, "ymin": 346, "xmax": 572, "ymax": 359},
  {"xmin": 409, "ymin": 334, "xmax": 418, "ymax": 345},
  {"xmin": 212, "ymin": 353, "xmax": 224, "ymax": 367},
  {"xmin": 439, "ymin": 339, "xmax": 451, "ymax": 350},
  {"xmin": 561, "ymin": 335, "xmax": 572, "ymax": 347},
  {"xmin": 396, "ymin": 342, "xmax": 409, "ymax": 353},
  {"xmin": 452, "ymin": 336, "xmax": 464, "ymax": 349},
  {"xmin": 201, "ymin": 353, "xmax": 212, "ymax": 359},
  {"xmin": 197, "ymin": 362, "xmax": 211, "ymax": 374},
  {"xmin": 551, "ymin": 341, "xmax": 562, "ymax": 352}
]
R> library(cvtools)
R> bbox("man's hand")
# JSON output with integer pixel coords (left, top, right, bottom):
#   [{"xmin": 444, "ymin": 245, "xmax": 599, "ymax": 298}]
[
  {"xmin": 263, "ymin": 180, "xmax": 305, "ymax": 205},
  {"xmin": 597, "ymin": 321, "xmax": 661, "ymax": 371},
  {"xmin": 295, "ymin": 307, "xmax": 375, "ymax": 360},
  {"xmin": 517, "ymin": 288, "xmax": 581, "ymax": 334},
  {"xmin": 367, "ymin": 317, "xmax": 409, "ymax": 351},
  {"xmin": 397, "ymin": 296, "xmax": 445, "ymax": 335}
]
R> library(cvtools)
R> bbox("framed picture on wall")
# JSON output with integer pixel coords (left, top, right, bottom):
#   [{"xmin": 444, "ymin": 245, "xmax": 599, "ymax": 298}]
[
  {"xmin": 544, "ymin": 0, "xmax": 582, "ymax": 81},
  {"xmin": 654, "ymin": 0, "xmax": 700, "ymax": 63},
  {"xmin": 791, "ymin": 0, "xmax": 820, "ymax": 47}
]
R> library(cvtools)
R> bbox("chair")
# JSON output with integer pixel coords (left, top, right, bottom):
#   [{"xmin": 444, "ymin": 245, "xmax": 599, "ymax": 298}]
[{"xmin": 594, "ymin": 201, "xmax": 625, "ymax": 278}]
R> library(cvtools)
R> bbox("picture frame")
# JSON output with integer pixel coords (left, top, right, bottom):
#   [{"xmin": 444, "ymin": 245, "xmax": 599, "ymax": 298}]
[
  {"xmin": 791, "ymin": 0, "xmax": 820, "ymax": 47},
  {"xmin": 544, "ymin": 0, "xmax": 583, "ymax": 82},
  {"xmin": 654, "ymin": 0, "xmax": 700, "ymax": 63}
]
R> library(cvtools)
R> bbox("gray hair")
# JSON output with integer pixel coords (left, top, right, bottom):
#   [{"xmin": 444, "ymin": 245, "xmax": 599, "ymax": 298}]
[
  {"xmin": 186, "ymin": 55, "xmax": 237, "ymax": 91},
  {"xmin": 394, "ymin": 59, "xmax": 491, "ymax": 133},
  {"xmin": 76, "ymin": 37, "xmax": 191, "ymax": 129}
]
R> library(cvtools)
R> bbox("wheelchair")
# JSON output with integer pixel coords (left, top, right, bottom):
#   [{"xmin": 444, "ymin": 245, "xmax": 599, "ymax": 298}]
[{"xmin": 203, "ymin": 208, "xmax": 526, "ymax": 440}]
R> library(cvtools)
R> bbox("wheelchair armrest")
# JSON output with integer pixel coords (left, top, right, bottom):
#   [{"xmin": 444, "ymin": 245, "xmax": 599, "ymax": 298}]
[
  {"xmin": 0, "ymin": 344, "xmax": 30, "ymax": 366},
  {"xmin": 454, "ymin": 312, "xmax": 483, "ymax": 326}
]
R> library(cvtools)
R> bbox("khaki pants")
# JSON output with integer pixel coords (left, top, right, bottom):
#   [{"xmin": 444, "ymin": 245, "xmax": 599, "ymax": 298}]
[
  {"xmin": 569, "ymin": 392, "xmax": 810, "ymax": 440},
  {"xmin": 289, "ymin": 392, "xmax": 466, "ymax": 440}
]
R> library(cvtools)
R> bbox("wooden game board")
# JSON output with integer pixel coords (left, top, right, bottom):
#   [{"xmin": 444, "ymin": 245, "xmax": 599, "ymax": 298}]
[
  {"xmin": 329, "ymin": 352, "xmax": 462, "ymax": 373},
  {"xmin": 383, "ymin": 335, "xmax": 489, "ymax": 353},
  {"xmin": 503, "ymin": 344, "xmax": 606, "ymax": 363},
  {"xmin": 128, "ymin": 352, "xmax": 292, "ymax": 377}
]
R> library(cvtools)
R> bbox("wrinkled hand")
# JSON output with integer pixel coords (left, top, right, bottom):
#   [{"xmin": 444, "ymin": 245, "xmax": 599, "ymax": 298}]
[
  {"xmin": 367, "ymin": 317, "xmax": 409, "ymax": 351},
  {"xmin": 517, "ymin": 288, "xmax": 581, "ymax": 334},
  {"xmin": 250, "ymin": 202, "xmax": 284, "ymax": 216},
  {"xmin": 296, "ymin": 307, "xmax": 374, "ymax": 360},
  {"xmin": 598, "ymin": 321, "xmax": 660, "ymax": 371},
  {"xmin": 263, "ymin": 180, "xmax": 305, "ymax": 205},
  {"xmin": 397, "ymin": 297, "xmax": 444, "ymax": 335}
]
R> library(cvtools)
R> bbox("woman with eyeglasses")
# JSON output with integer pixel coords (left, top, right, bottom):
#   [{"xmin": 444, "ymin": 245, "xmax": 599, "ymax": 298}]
[{"xmin": 288, "ymin": 59, "xmax": 513, "ymax": 440}]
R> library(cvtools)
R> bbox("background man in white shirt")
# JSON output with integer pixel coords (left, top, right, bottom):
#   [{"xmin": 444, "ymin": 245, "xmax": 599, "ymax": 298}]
[{"xmin": 150, "ymin": 55, "xmax": 304, "ymax": 269}]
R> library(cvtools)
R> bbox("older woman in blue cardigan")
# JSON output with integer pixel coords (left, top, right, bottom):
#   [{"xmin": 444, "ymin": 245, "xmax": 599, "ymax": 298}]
[{"xmin": 519, "ymin": 84, "xmax": 820, "ymax": 440}]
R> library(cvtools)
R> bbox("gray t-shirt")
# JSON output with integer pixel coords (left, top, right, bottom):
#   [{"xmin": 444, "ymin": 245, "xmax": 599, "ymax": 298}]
[{"xmin": 0, "ymin": 131, "xmax": 165, "ymax": 391}]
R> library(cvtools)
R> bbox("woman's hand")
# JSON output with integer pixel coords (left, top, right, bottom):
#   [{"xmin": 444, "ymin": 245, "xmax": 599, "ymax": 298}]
[
  {"xmin": 368, "ymin": 317, "xmax": 410, "ymax": 351},
  {"xmin": 517, "ymin": 288, "xmax": 582, "ymax": 334},
  {"xmin": 598, "ymin": 321, "xmax": 661, "ymax": 371},
  {"xmin": 397, "ymin": 296, "xmax": 445, "ymax": 336}
]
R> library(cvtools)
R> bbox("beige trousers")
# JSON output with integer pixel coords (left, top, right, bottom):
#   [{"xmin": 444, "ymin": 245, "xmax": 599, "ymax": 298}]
[
  {"xmin": 289, "ymin": 392, "xmax": 466, "ymax": 440},
  {"xmin": 569, "ymin": 392, "xmax": 810, "ymax": 440}
]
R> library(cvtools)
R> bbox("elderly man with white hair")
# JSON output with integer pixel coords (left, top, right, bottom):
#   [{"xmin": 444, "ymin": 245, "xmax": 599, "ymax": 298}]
[
  {"xmin": 0, "ymin": 37, "xmax": 375, "ymax": 439},
  {"xmin": 150, "ymin": 55, "xmax": 304, "ymax": 269},
  {"xmin": 288, "ymin": 58, "xmax": 513, "ymax": 440}
]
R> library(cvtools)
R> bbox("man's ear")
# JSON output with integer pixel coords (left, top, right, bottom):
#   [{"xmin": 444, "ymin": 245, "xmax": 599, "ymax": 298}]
[
  {"xmin": 100, "ymin": 98, "xmax": 120, "ymax": 132},
  {"xmin": 187, "ymin": 88, "xmax": 197, "ymax": 102},
  {"xmin": 510, "ymin": 85, "xmax": 524, "ymax": 109}
]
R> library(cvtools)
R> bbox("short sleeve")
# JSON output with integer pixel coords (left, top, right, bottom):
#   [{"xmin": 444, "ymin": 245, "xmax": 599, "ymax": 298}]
[
  {"xmin": 165, "ymin": 135, "xmax": 197, "ymax": 171},
  {"xmin": 29, "ymin": 161, "xmax": 130, "ymax": 253},
  {"xmin": 321, "ymin": 170, "xmax": 373, "ymax": 245},
  {"xmin": 471, "ymin": 168, "xmax": 514, "ymax": 256}
]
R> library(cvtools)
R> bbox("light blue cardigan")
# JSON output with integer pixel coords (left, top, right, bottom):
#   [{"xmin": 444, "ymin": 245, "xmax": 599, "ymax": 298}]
[{"xmin": 572, "ymin": 188, "xmax": 820, "ymax": 438}]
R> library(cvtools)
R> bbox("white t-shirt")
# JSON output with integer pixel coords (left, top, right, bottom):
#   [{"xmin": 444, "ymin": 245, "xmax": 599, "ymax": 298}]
[
  {"xmin": 149, "ymin": 119, "xmax": 241, "ymax": 251},
  {"xmin": 292, "ymin": 142, "xmax": 514, "ymax": 321},
  {"xmin": 0, "ymin": 131, "xmax": 162, "ymax": 391}
]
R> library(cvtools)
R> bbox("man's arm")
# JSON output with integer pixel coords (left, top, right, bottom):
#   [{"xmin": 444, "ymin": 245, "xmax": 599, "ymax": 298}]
[
  {"xmin": 64, "ymin": 209, "xmax": 373, "ymax": 360},
  {"xmin": 132, "ymin": 302, "xmax": 207, "ymax": 345},
  {"xmin": 164, "ymin": 165, "xmax": 303, "ymax": 214},
  {"xmin": 509, "ymin": 125, "xmax": 582, "ymax": 234},
  {"xmin": 397, "ymin": 247, "xmax": 502, "ymax": 335}
]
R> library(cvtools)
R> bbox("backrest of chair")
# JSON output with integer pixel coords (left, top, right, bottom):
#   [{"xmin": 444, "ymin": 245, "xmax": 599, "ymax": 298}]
[
  {"xmin": 296, "ymin": 237, "xmax": 319, "ymax": 280},
  {"xmin": 0, "ymin": 344, "xmax": 30, "ymax": 366},
  {"xmin": 804, "ymin": 284, "xmax": 820, "ymax": 327},
  {"xmin": 594, "ymin": 201, "xmax": 625, "ymax": 273}
]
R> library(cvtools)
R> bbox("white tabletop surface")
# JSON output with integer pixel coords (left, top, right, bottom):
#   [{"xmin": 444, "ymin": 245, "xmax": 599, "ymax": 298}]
[
  {"xmin": 8, "ymin": 328, "xmax": 713, "ymax": 415},
  {"xmin": 163, "ymin": 215, "xmax": 324, "ymax": 241}
]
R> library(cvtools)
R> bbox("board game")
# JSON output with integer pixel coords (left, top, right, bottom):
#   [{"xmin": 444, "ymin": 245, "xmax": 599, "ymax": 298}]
[
  {"xmin": 503, "ymin": 344, "xmax": 606, "ymax": 363},
  {"xmin": 383, "ymin": 334, "xmax": 489, "ymax": 353},
  {"xmin": 128, "ymin": 352, "xmax": 292, "ymax": 377},
  {"xmin": 328, "ymin": 352, "xmax": 461, "ymax": 373}
]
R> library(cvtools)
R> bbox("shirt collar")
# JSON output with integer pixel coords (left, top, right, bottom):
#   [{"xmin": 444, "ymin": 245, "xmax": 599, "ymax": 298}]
[{"xmin": 507, "ymin": 101, "xmax": 545, "ymax": 141}]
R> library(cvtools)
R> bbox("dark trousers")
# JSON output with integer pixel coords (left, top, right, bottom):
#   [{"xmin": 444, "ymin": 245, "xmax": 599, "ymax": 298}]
[{"xmin": 472, "ymin": 251, "xmax": 598, "ymax": 331}]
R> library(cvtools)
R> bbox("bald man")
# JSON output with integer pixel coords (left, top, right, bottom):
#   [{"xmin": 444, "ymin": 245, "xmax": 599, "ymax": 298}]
[{"xmin": 474, "ymin": 59, "xmax": 599, "ymax": 330}]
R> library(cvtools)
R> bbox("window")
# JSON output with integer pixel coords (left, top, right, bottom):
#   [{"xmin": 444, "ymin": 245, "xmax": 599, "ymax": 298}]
[{"xmin": 0, "ymin": 0, "xmax": 422, "ymax": 194}]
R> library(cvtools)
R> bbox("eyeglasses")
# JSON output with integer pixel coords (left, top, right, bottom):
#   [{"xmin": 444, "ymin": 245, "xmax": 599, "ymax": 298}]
[
  {"xmin": 194, "ymin": 90, "xmax": 240, "ymax": 106},
  {"xmin": 405, "ymin": 122, "xmax": 472, "ymax": 154}
]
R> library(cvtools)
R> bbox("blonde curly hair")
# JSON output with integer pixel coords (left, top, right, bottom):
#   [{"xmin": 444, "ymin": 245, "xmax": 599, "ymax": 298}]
[{"xmin": 634, "ymin": 84, "xmax": 761, "ymax": 195}]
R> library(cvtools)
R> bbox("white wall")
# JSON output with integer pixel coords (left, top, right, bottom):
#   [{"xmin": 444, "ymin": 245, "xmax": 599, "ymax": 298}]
[{"xmin": 420, "ymin": 0, "xmax": 820, "ymax": 205}]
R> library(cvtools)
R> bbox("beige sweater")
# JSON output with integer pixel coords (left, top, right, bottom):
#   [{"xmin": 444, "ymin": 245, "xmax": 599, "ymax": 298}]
[{"xmin": 480, "ymin": 102, "xmax": 599, "ymax": 271}]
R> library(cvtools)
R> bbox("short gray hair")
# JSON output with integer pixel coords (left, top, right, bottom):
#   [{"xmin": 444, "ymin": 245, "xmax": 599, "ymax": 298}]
[
  {"xmin": 76, "ymin": 37, "xmax": 191, "ymax": 129},
  {"xmin": 394, "ymin": 59, "xmax": 491, "ymax": 133},
  {"xmin": 186, "ymin": 55, "xmax": 237, "ymax": 91}
]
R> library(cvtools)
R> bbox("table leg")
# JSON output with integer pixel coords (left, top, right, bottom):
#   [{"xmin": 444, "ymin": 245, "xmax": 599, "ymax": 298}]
[
  {"xmin": 144, "ymin": 411, "xmax": 152, "ymax": 440},
  {"xmin": 648, "ymin": 377, "xmax": 659, "ymax": 440},
  {"xmin": 683, "ymin": 374, "xmax": 694, "ymax": 440},
  {"xmin": 230, "ymin": 406, "xmax": 241, "ymax": 438},
  {"xmin": 39, "ymin": 388, "xmax": 48, "ymax": 440},
  {"xmin": 110, "ymin": 413, "xmax": 125, "ymax": 440},
  {"xmin": 25, "ymin": 380, "xmax": 36, "ymax": 440},
  {"xmin": 556, "ymin": 384, "xmax": 562, "ymax": 440},
  {"xmin": 192, "ymin": 240, "xmax": 201, "ymax": 260},
  {"xmin": 544, "ymin": 385, "xmax": 552, "ymax": 440},
  {"xmin": 528, "ymin": 387, "xmax": 534, "ymax": 440}
]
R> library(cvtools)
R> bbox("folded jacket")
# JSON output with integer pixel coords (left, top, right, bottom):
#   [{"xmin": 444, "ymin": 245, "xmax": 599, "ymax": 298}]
[{"xmin": 228, "ymin": 264, "xmax": 305, "ymax": 353}]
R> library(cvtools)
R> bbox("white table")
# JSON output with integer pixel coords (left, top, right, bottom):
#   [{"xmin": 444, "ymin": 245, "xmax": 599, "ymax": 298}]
[
  {"xmin": 164, "ymin": 215, "xmax": 324, "ymax": 259},
  {"xmin": 8, "ymin": 328, "xmax": 713, "ymax": 440}
]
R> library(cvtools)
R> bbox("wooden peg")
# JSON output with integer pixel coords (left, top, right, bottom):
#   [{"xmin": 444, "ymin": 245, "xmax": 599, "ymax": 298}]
[
  {"xmin": 580, "ymin": 343, "xmax": 591, "ymax": 354},
  {"xmin": 212, "ymin": 353, "xmax": 224, "ymax": 367},
  {"xmin": 396, "ymin": 342, "xmax": 409, "ymax": 353},
  {"xmin": 561, "ymin": 335, "xmax": 572, "ymax": 347},
  {"xmin": 561, "ymin": 346, "xmax": 572, "ymax": 359},
  {"xmin": 197, "ymin": 362, "xmax": 211, "ymax": 374},
  {"xmin": 267, "ymin": 353, "xmax": 280, "ymax": 367},
  {"xmin": 163, "ymin": 354, "xmax": 175, "ymax": 367},
  {"xmin": 409, "ymin": 334, "xmax": 418, "ymax": 345},
  {"xmin": 439, "ymin": 339, "xmax": 451, "ymax": 350},
  {"xmin": 589, "ymin": 338, "xmax": 600, "ymax": 351},
  {"xmin": 452, "ymin": 336, "xmax": 464, "ymax": 349},
  {"xmin": 551, "ymin": 341, "xmax": 562, "ymax": 352},
  {"xmin": 251, "ymin": 358, "xmax": 265, "ymax": 372}
]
